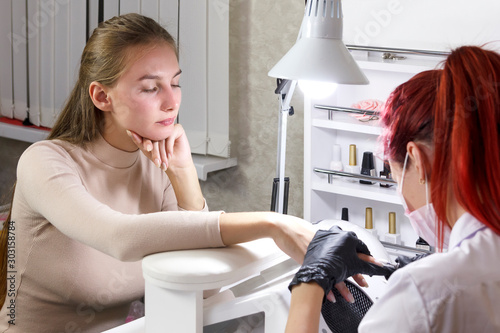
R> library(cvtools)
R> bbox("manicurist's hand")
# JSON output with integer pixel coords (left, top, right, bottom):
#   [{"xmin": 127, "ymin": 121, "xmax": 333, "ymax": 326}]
[
  {"xmin": 285, "ymin": 227, "xmax": 395, "ymax": 333},
  {"xmin": 289, "ymin": 226, "xmax": 395, "ymax": 302},
  {"xmin": 126, "ymin": 125, "xmax": 204, "ymax": 211}
]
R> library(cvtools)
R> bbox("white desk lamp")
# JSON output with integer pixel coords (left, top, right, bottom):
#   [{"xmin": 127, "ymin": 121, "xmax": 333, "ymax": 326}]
[{"xmin": 269, "ymin": 0, "xmax": 369, "ymax": 214}]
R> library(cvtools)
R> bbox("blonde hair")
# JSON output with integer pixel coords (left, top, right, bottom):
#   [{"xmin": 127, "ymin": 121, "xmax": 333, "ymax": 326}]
[
  {"xmin": 0, "ymin": 13, "xmax": 177, "ymax": 309},
  {"xmin": 48, "ymin": 13, "xmax": 177, "ymax": 144}
]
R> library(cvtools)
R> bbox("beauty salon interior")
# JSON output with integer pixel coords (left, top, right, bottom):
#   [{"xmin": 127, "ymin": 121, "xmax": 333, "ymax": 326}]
[{"xmin": 1, "ymin": 1, "xmax": 500, "ymax": 332}]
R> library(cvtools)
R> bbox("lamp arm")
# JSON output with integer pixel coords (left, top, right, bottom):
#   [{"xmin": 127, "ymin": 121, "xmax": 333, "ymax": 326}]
[
  {"xmin": 271, "ymin": 79, "xmax": 297, "ymax": 214},
  {"xmin": 275, "ymin": 79, "xmax": 297, "ymax": 116}
]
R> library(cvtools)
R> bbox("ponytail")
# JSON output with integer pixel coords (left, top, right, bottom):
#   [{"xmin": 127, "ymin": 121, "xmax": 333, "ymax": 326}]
[{"xmin": 433, "ymin": 46, "xmax": 500, "ymax": 244}]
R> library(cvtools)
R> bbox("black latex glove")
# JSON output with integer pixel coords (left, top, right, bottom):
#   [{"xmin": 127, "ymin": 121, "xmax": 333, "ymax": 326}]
[
  {"xmin": 381, "ymin": 253, "xmax": 431, "ymax": 279},
  {"xmin": 396, "ymin": 253, "xmax": 431, "ymax": 269},
  {"xmin": 289, "ymin": 226, "xmax": 395, "ymax": 297}
]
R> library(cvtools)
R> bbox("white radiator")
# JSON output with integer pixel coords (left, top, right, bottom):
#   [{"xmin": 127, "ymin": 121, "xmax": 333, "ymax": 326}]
[{"xmin": 0, "ymin": 0, "xmax": 230, "ymax": 158}]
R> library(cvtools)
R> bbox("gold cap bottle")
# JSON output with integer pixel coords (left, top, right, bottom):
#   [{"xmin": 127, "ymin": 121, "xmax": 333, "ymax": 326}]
[
  {"xmin": 365, "ymin": 207, "xmax": 373, "ymax": 229},
  {"xmin": 384, "ymin": 212, "xmax": 401, "ymax": 245},
  {"xmin": 389, "ymin": 212, "xmax": 396, "ymax": 234},
  {"xmin": 345, "ymin": 144, "xmax": 360, "ymax": 182},
  {"xmin": 349, "ymin": 144, "xmax": 357, "ymax": 166}
]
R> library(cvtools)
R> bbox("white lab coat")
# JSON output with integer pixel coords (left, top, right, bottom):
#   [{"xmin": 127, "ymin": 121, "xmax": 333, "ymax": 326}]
[{"xmin": 359, "ymin": 213, "xmax": 500, "ymax": 333}]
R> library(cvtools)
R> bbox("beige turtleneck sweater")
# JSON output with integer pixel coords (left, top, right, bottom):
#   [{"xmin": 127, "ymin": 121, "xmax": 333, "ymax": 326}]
[{"xmin": 0, "ymin": 135, "xmax": 224, "ymax": 332}]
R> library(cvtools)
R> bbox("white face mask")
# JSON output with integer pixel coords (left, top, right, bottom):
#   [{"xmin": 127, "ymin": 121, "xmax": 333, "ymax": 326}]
[{"xmin": 397, "ymin": 152, "xmax": 450, "ymax": 249}]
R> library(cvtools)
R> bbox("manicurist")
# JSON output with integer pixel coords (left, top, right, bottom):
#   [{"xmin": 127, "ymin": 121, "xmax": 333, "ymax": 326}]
[{"xmin": 285, "ymin": 45, "xmax": 500, "ymax": 333}]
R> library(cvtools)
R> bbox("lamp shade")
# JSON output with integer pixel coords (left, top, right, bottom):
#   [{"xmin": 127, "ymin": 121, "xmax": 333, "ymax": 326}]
[{"xmin": 268, "ymin": 0, "xmax": 368, "ymax": 85}]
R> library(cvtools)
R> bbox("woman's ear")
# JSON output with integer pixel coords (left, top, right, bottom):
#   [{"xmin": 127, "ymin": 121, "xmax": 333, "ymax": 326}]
[
  {"xmin": 406, "ymin": 142, "xmax": 432, "ymax": 183},
  {"xmin": 89, "ymin": 81, "xmax": 112, "ymax": 111}
]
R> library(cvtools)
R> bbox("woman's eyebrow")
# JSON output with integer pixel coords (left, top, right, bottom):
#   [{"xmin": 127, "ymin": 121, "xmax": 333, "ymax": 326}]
[
  {"xmin": 138, "ymin": 69, "xmax": 182, "ymax": 81},
  {"xmin": 138, "ymin": 74, "xmax": 161, "ymax": 81}
]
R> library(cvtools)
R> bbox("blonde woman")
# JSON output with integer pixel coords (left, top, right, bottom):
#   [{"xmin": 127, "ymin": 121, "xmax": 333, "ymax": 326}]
[{"xmin": 0, "ymin": 13, "xmax": 318, "ymax": 332}]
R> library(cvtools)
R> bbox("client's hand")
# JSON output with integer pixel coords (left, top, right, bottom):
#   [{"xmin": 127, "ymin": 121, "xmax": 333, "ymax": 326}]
[
  {"xmin": 126, "ymin": 125, "xmax": 193, "ymax": 172},
  {"xmin": 289, "ymin": 226, "xmax": 395, "ymax": 302}
]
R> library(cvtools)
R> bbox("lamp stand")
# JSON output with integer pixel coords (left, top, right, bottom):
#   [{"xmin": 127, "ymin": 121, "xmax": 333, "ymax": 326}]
[{"xmin": 271, "ymin": 79, "xmax": 297, "ymax": 214}]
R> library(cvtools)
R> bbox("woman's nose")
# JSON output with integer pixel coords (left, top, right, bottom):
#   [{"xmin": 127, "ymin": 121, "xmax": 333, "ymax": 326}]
[{"xmin": 160, "ymin": 86, "xmax": 179, "ymax": 111}]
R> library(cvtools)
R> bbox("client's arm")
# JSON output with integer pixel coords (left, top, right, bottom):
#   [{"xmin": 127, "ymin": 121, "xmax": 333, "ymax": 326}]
[{"xmin": 286, "ymin": 282, "xmax": 324, "ymax": 333}]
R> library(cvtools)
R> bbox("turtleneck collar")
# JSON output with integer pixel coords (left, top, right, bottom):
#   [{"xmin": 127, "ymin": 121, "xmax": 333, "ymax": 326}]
[{"xmin": 88, "ymin": 133, "xmax": 139, "ymax": 169}]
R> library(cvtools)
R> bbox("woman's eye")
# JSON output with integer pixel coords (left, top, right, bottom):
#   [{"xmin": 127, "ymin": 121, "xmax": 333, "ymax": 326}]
[
  {"xmin": 143, "ymin": 87, "xmax": 158, "ymax": 93},
  {"xmin": 172, "ymin": 84, "xmax": 181, "ymax": 88}
]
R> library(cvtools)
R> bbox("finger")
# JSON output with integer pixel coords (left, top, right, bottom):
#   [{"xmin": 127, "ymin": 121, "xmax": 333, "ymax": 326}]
[
  {"xmin": 151, "ymin": 141, "xmax": 161, "ymax": 168},
  {"xmin": 334, "ymin": 281, "xmax": 354, "ymax": 304},
  {"xmin": 326, "ymin": 290, "xmax": 336, "ymax": 303},
  {"xmin": 358, "ymin": 253, "xmax": 390, "ymax": 266},
  {"xmin": 360, "ymin": 260, "xmax": 396, "ymax": 278},
  {"xmin": 352, "ymin": 273, "xmax": 368, "ymax": 288},
  {"xmin": 165, "ymin": 129, "xmax": 177, "ymax": 161},
  {"xmin": 143, "ymin": 138, "xmax": 153, "ymax": 153},
  {"xmin": 127, "ymin": 130, "xmax": 143, "ymax": 148},
  {"xmin": 358, "ymin": 253, "xmax": 385, "ymax": 267},
  {"xmin": 327, "ymin": 225, "xmax": 343, "ymax": 233},
  {"xmin": 159, "ymin": 140, "xmax": 168, "ymax": 171},
  {"xmin": 355, "ymin": 238, "xmax": 371, "ymax": 256}
]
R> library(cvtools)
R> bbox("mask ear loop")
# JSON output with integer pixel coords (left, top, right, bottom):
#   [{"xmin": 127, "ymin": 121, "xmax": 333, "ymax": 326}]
[{"xmin": 423, "ymin": 164, "xmax": 438, "ymax": 247}]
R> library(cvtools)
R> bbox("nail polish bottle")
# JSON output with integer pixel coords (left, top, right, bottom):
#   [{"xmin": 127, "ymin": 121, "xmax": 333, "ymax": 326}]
[
  {"xmin": 384, "ymin": 212, "xmax": 401, "ymax": 245},
  {"xmin": 416, "ymin": 237, "xmax": 431, "ymax": 251},
  {"xmin": 328, "ymin": 144, "xmax": 344, "ymax": 183},
  {"xmin": 329, "ymin": 144, "xmax": 343, "ymax": 178},
  {"xmin": 379, "ymin": 162, "xmax": 393, "ymax": 188},
  {"xmin": 341, "ymin": 207, "xmax": 349, "ymax": 221},
  {"xmin": 360, "ymin": 151, "xmax": 376, "ymax": 184},
  {"xmin": 344, "ymin": 144, "xmax": 360, "ymax": 182},
  {"xmin": 364, "ymin": 207, "xmax": 378, "ymax": 238}
]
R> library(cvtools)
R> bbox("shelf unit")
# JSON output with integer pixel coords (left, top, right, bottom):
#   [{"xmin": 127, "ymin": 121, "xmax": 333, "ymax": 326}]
[{"xmin": 304, "ymin": 51, "xmax": 446, "ymax": 248}]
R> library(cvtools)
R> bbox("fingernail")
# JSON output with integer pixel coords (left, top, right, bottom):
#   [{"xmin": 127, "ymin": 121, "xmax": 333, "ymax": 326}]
[
  {"xmin": 347, "ymin": 293, "xmax": 355, "ymax": 304},
  {"xmin": 154, "ymin": 158, "xmax": 161, "ymax": 168},
  {"xmin": 161, "ymin": 162, "xmax": 167, "ymax": 171},
  {"xmin": 147, "ymin": 145, "xmax": 153, "ymax": 152},
  {"xmin": 327, "ymin": 293, "xmax": 336, "ymax": 303},
  {"xmin": 126, "ymin": 130, "xmax": 132, "ymax": 137},
  {"xmin": 362, "ymin": 277, "xmax": 369, "ymax": 288}
]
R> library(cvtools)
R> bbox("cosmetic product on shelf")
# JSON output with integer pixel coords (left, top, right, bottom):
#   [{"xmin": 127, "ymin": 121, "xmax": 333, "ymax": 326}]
[
  {"xmin": 384, "ymin": 212, "xmax": 401, "ymax": 245},
  {"xmin": 416, "ymin": 237, "xmax": 431, "ymax": 251},
  {"xmin": 379, "ymin": 162, "xmax": 393, "ymax": 188},
  {"xmin": 341, "ymin": 207, "xmax": 349, "ymax": 221},
  {"xmin": 344, "ymin": 144, "xmax": 360, "ymax": 182},
  {"xmin": 360, "ymin": 151, "xmax": 376, "ymax": 185},
  {"xmin": 364, "ymin": 207, "xmax": 378, "ymax": 238},
  {"xmin": 329, "ymin": 144, "xmax": 343, "ymax": 179}
]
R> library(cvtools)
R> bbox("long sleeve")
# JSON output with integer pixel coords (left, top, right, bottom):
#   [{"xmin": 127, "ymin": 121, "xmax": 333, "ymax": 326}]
[
  {"xmin": 359, "ymin": 268, "xmax": 430, "ymax": 332},
  {"xmin": 0, "ymin": 138, "xmax": 227, "ymax": 332},
  {"xmin": 15, "ymin": 140, "xmax": 224, "ymax": 262}
]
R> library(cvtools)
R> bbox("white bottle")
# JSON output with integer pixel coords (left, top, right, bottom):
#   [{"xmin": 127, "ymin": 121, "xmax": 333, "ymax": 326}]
[
  {"xmin": 344, "ymin": 144, "xmax": 360, "ymax": 182},
  {"xmin": 329, "ymin": 144, "xmax": 343, "ymax": 179},
  {"xmin": 384, "ymin": 212, "xmax": 401, "ymax": 245}
]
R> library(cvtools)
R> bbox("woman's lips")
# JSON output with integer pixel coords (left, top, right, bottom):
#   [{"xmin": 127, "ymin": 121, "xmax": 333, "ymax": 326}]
[{"xmin": 157, "ymin": 118, "xmax": 175, "ymax": 126}]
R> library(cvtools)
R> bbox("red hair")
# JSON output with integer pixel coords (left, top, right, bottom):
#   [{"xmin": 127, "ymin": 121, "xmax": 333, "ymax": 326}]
[
  {"xmin": 381, "ymin": 46, "xmax": 500, "ymax": 249},
  {"xmin": 381, "ymin": 70, "xmax": 440, "ymax": 165}
]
